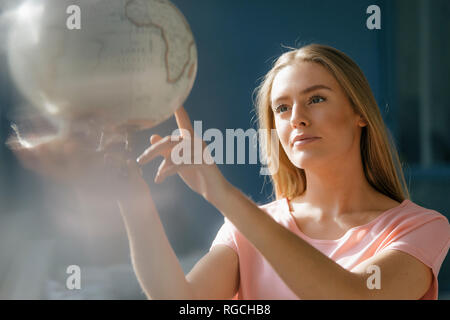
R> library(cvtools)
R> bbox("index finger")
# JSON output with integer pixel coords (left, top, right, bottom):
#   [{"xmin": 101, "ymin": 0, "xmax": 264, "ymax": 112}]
[{"xmin": 174, "ymin": 105, "xmax": 194, "ymax": 137}]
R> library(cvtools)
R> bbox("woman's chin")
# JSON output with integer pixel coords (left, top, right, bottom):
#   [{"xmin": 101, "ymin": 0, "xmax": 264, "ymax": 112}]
[{"xmin": 291, "ymin": 155, "xmax": 319, "ymax": 170}]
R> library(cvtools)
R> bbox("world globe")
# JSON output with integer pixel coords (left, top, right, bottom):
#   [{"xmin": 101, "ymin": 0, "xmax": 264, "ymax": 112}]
[{"xmin": 7, "ymin": 0, "xmax": 198, "ymax": 133}]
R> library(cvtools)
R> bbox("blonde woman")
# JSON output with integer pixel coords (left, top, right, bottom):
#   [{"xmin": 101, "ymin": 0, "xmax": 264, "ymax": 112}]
[
  {"xmin": 12, "ymin": 44, "xmax": 450, "ymax": 300},
  {"xmin": 135, "ymin": 44, "xmax": 449, "ymax": 300}
]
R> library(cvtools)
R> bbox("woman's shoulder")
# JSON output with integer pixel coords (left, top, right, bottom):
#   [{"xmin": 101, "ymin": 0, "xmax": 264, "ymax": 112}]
[
  {"xmin": 398, "ymin": 199, "xmax": 448, "ymax": 219},
  {"xmin": 256, "ymin": 198, "xmax": 291, "ymax": 221},
  {"xmin": 375, "ymin": 199, "xmax": 450, "ymax": 273},
  {"xmin": 375, "ymin": 199, "xmax": 449, "ymax": 230}
]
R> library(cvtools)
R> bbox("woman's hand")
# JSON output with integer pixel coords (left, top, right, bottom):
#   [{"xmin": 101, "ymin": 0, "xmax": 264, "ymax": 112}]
[
  {"xmin": 136, "ymin": 106, "xmax": 230, "ymax": 202},
  {"xmin": 7, "ymin": 122, "xmax": 151, "ymax": 206},
  {"xmin": 7, "ymin": 131, "xmax": 95, "ymax": 184}
]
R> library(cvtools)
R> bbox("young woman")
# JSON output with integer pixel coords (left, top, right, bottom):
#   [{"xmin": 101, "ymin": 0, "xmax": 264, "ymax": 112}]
[
  {"xmin": 133, "ymin": 44, "xmax": 449, "ymax": 300},
  {"xmin": 12, "ymin": 44, "xmax": 450, "ymax": 300}
]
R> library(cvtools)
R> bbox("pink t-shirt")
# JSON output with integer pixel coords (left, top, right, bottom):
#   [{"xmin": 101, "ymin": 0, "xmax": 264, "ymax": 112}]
[{"xmin": 209, "ymin": 198, "xmax": 450, "ymax": 300}]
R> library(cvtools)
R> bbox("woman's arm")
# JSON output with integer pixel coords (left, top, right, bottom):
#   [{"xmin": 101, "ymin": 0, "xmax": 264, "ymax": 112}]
[
  {"xmin": 117, "ymin": 192, "xmax": 195, "ymax": 300},
  {"xmin": 207, "ymin": 182, "xmax": 432, "ymax": 300},
  {"xmin": 116, "ymin": 175, "xmax": 240, "ymax": 300},
  {"xmin": 186, "ymin": 244, "xmax": 240, "ymax": 300}
]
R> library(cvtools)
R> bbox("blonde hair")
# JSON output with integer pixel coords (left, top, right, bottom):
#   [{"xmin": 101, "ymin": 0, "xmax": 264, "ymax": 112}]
[{"xmin": 254, "ymin": 44, "xmax": 410, "ymax": 203}]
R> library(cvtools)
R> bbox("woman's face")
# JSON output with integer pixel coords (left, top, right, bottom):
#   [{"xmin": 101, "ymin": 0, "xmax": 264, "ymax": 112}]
[{"xmin": 271, "ymin": 62, "xmax": 366, "ymax": 170}]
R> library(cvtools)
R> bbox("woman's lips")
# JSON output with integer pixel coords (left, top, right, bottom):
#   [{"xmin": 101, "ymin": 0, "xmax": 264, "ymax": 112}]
[{"xmin": 293, "ymin": 137, "xmax": 321, "ymax": 147}]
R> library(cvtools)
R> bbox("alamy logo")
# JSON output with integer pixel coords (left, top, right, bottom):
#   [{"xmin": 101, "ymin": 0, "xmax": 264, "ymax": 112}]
[
  {"xmin": 366, "ymin": 264, "xmax": 381, "ymax": 290},
  {"xmin": 66, "ymin": 5, "xmax": 81, "ymax": 30},
  {"xmin": 169, "ymin": 123, "xmax": 279, "ymax": 175},
  {"xmin": 66, "ymin": 265, "xmax": 81, "ymax": 290},
  {"xmin": 366, "ymin": 5, "xmax": 381, "ymax": 30}
]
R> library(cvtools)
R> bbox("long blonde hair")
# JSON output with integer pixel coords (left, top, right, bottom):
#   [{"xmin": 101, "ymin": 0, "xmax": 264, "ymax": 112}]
[{"xmin": 254, "ymin": 44, "xmax": 410, "ymax": 203}]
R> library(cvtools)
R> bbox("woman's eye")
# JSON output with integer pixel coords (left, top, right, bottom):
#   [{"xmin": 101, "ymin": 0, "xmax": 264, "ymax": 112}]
[
  {"xmin": 309, "ymin": 96, "xmax": 326, "ymax": 105},
  {"xmin": 274, "ymin": 97, "xmax": 325, "ymax": 113},
  {"xmin": 276, "ymin": 105, "xmax": 289, "ymax": 113}
]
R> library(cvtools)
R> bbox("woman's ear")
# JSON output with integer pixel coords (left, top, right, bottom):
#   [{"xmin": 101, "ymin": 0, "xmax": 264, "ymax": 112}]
[{"xmin": 358, "ymin": 116, "xmax": 368, "ymax": 127}]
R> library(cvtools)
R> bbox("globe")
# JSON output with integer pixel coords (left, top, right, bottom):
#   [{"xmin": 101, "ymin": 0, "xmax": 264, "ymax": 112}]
[{"xmin": 7, "ymin": 0, "xmax": 198, "ymax": 133}]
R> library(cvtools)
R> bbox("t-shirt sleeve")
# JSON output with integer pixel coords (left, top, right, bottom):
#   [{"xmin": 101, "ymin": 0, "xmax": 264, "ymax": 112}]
[
  {"xmin": 209, "ymin": 217, "xmax": 238, "ymax": 253},
  {"xmin": 379, "ymin": 215, "xmax": 450, "ymax": 300}
]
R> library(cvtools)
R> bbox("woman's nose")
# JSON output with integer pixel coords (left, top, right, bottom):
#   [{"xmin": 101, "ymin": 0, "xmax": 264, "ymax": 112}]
[{"xmin": 290, "ymin": 104, "xmax": 309, "ymax": 128}]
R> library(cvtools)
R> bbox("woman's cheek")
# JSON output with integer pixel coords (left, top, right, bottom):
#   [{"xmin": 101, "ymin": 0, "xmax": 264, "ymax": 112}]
[{"xmin": 275, "ymin": 126, "xmax": 290, "ymax": 150}]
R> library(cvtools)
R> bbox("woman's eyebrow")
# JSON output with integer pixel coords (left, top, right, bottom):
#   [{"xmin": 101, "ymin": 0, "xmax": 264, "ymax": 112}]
[
  {"xmin": 301, "ymin": 84, "xmax": 332, "ymax": 94},
  {"xmin": 273, "ymin": 84, "xmax": 333, "ymax": 104}
]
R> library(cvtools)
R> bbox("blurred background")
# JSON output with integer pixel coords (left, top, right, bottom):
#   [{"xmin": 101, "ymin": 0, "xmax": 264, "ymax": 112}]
[{"xmin": 0, "ymin": 0, "xmax": 449, "ymax": 299}]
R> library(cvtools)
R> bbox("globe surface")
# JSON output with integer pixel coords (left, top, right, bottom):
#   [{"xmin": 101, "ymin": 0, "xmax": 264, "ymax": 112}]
[{"xmin": 7, "ymin": 0, "xmax": 198, "ymax": 132}]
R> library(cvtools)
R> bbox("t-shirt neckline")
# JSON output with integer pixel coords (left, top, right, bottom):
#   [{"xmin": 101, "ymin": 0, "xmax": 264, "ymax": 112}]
[{"xmin": 283, "ymin": 198, "xmax": 410, "ymax": 243}]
